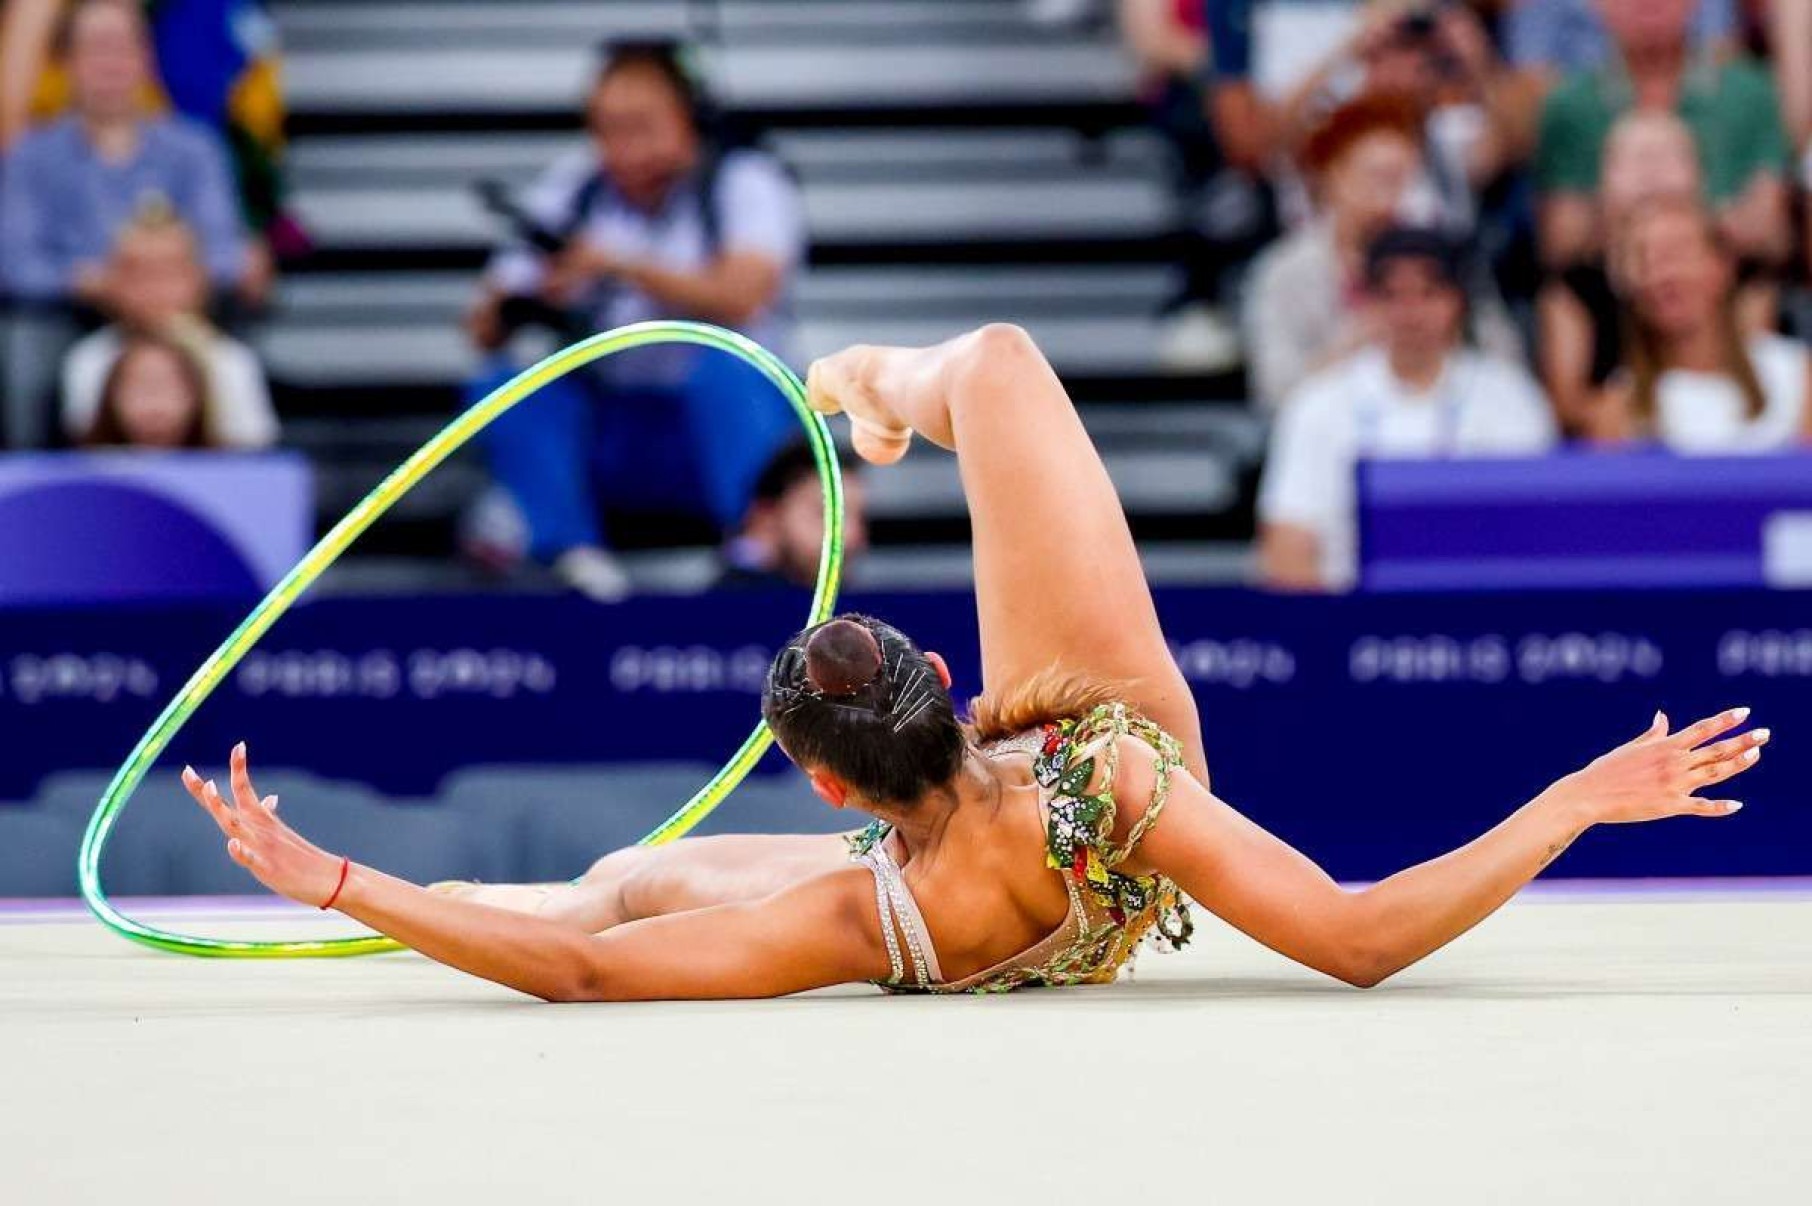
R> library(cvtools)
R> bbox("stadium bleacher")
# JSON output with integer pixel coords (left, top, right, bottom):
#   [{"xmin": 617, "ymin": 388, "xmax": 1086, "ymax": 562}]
[{"xmin": 265, "ymin": 0, "xmax": 1263, "ymax": 585}]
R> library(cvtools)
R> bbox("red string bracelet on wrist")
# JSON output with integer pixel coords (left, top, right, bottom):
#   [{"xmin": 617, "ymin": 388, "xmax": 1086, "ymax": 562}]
[{"xmin": 319, "ymin": 856, "xmax": 351, "ymax": 911}]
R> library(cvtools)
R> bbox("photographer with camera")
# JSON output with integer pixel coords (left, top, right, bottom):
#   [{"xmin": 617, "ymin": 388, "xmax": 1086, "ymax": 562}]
[
  {"xmin": 463, "ymin": 40, "xmax": 806, "ymax": 601},
  {"xmin": 1275, "ymin": 0, "xmax": 1522, "ymax": 235}
]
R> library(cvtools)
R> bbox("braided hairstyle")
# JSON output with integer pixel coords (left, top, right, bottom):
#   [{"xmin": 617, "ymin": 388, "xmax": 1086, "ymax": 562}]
[{"xmin": 762, "ymin": 614, "xmax": 964, "ymax": 805}]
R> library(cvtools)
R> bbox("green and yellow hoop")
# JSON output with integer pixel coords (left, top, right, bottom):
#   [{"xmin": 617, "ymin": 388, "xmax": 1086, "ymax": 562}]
[{"xmin": 78, "ymin": 321, "xmax": 844, "ymax": 958}]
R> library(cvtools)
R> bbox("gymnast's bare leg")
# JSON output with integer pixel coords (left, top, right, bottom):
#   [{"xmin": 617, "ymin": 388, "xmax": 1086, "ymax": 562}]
[
  {"xmin": 444, "ymin": 325, "xmax": 1202, "ymax": 929},
  {"xmin": 432, "ymin": 833, "xmax": 852, "ymax": 931}
]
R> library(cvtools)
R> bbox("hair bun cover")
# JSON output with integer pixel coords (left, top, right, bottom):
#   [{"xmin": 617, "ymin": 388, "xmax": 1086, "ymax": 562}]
[{"xmin": 803, "ymin": 618, "xmax": 884, "ymax": 696}]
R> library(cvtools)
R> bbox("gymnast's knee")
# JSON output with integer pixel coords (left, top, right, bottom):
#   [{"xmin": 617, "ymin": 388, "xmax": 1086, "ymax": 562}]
[
  {"xmin": 579, "ymin": 844, "xmax": 655, "ymax": 886},
  {"xmin": 615, "ymin": 857, "xmax": 693, "ymax": 923},
  {"xmin": 951, "ymin": 323, "xmax": 1052, "ymax": 406}
]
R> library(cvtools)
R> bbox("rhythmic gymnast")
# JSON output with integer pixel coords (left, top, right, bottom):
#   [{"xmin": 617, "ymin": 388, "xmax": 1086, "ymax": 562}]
[{"xmin": 182, "ymin": 325, "xmax": 1770, "ymax": 1000}]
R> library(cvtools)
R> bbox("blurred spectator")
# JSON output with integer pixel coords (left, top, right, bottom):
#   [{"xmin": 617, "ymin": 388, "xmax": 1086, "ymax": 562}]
[
  {"xmin": 143, "ymin": 0, "xmax": 294, "ymax": 270},
  {"xmin": 1196, "ymin": 0, "xmax": 1273, "ymax": 174},
  {"xmin": 1508, "ymin": 0, "xmax": 1735, "ymax": 78},
  {"xmin": 1589, "ymin": 197, "xmax": 1811, "ymax": 449},
  {"xmin": 1, "ymin": 1, "xmax": 293, "ymax": 271},
  {"xmin": 0, "ymin": 0, "xmax": 251, "ymax": 307},
  {"xmin": 1537, "ymin": 111, "xmax": 1742, "ymax": 428},
  {"xmin": 716, "ymin": 442, "xmax": 868, "ymax": 591},
  {"xmin": 1244, "ymin": 92, "xmax": 1522, "ymax": 410},
  {"xmin": 1732, "ymin": 2, "xmax": 1811, "ymax": 147},
  {"xmin": 0, "ymin": 0, "xmax": 64, "ymax": 147},
  {"xmin": 1118, "ymin": 0, "xmax": 1274, "ymax": 371},
  {"xmin": 80, "ymin": 329, "xmax": 217, "ymax": 449},
  {"xmin": 60, "ymin": 206, "xmax": 276, "ymax": 447},
  {"xmin": 1762, "ymin": 1, "xmax": 1811, "ymax": 154},
  {"xmin": 1258, "ymin": 226, "xmax": 1556, "ymax": 592},
  {"xmin": 465, "ymin": 40, "xmax": 807, "ymax": 602},
  {"xmin": 1804, "ymin": 142, "xmax": 1812, "ymax": 287},
  {"xmin": 1535, "ymin": 0, "xmax": 1792, "ymax": 272},
  {"xmin": 1278, "ymin": 1, "xmax": 1523, "ymax": 230},
  {"xmin": 1748, "ymin": 0, "xmax": 1812, "ymax": 288}
]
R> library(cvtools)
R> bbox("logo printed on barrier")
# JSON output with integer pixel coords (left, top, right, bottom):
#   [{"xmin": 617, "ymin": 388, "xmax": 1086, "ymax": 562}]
[
  {"xmin": 1718, "ymin": 629, "xmax": 1812, "ymax": 678},
  {"xmin": 1170, "ymin": 639, "xmax": 1296, "ymax": 688},
  {"xmin": 610, "ymin": 645, "xmax": 774, "ymax": 694},
  {"xmin": 1351, "ymin": 635, "xmax": 1510, "ymax": 684},
  {"xmin": 235, "ymin": 649, "xmax": 556, "ymax": 700},
  {"xmin": 6, "ymin": 654, "xmax": 158, "ymax": 704},
  {"xmin": 1350, "ymin": 633, "xmax": 1663, "ymax": 684}
]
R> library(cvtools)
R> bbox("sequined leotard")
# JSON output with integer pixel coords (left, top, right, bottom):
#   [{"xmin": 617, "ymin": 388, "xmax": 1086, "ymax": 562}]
[{"xmin": 846, "ymin": 702, "xmax": 1194, "ymax": 994}]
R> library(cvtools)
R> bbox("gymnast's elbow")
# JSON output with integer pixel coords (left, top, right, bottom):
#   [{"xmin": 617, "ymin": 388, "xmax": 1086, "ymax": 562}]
[
  {"xmin": 1335, "ymin": 961, "xmax": 1389, "ymax": 990},
  {"xmin": 537, "ymin": 947, "xmax": 622, "ymax": 1003},
  {"xmin": 1319, "ymin": 928, "xmax": 1399, "ymax": 989},
  {"xmin": 1331, "ymin": 941, "xmax": 1413, "ymax": 989}
]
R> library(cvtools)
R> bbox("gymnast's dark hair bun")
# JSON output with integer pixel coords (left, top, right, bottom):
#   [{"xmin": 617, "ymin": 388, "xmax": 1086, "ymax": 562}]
[
  {"xmin": 803, "ymin": 618, "xmax": 883, "ymax": 696},
  {"xmin": 763, "ymin": 613, "xmax": 964, "ymax": 805}
]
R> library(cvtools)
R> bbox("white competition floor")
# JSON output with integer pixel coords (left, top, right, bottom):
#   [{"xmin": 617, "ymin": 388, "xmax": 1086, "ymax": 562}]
[{"xmin": 3, "ymin": 884, "xmax": 1810, "ymax": 1205}]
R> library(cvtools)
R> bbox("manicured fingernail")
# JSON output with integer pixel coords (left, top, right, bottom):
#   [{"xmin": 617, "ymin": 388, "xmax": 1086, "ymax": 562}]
[
  {"xmin": 234, "ymin": 742, "xmax": 246, "ymax": 757},
  {"xmin": 1753, "ymin": 729, "xmax": 1771, "ymax": 743},
  {"xmin": 181, "ymin": 765, "xmax": 194, "ymax": 779},
  {"xmin": 206, "ymin": 780, "xmax": 218, "ymax": 795},
  {"xmin": 1728, "ymin": 801, "xmax": 1744, "ymax": 812},
  {"xmin": 1734, "ymin": 707, "xmax": 1751, "ymax": 721},
  {"xmin": 1744, "ymin": 748, "xmax": 1760, "ymax": 762}
]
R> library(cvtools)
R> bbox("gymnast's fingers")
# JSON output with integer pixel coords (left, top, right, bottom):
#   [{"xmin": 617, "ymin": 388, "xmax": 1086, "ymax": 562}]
[
  {"xmin": 202, "ymin": 779, "xmax": 250, "ymax": 841},
  {"xmin": 1691, "ymin": 745, "xmax": 1762, "ymax": 789},
  {"xmin": 1690, "ymin": 728, "xmax": 1770, "ymax": 769},
  {"xmin": 1669, "ymin": 708, "xmax": 1750, "ymax": 752},
  {"xmin": 1672, "ymin": 797, "xmax": 1744, "ymax": 818},
  {"xmin": 229, "ymin": 742, "xmax": 262, "ymax": 814},
  {"xmin": 181, "ymin": 766, "xmax": 236, "ymax": 834}
]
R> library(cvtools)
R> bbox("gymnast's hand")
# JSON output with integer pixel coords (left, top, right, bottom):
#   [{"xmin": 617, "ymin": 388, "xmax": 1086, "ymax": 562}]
[
  {"xmin": 1551, "ymin": 708, "xmax": 1769, "ymax": 825},
  {"xmin": 181, "ymin": 745, "xmax": 346, "ymax": 907}
]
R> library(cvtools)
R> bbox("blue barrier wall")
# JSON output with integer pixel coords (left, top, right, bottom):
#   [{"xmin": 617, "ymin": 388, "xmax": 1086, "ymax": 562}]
[{"xmin": 2, "ymin": 587, "xmax": 1806, "ymax": 879}]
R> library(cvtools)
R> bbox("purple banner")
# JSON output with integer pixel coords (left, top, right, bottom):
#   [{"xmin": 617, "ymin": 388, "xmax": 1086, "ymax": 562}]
[
  {"xmin": 0, "ymin": 452, "xmax": 312, "ymax": 606},
  {"xmin": 1360, "ymin": 450, "xmax": 1812, "ymax": 591}
]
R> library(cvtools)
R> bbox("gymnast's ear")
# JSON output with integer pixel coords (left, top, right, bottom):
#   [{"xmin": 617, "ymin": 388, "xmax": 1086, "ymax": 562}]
[
  {"xmin": 807, "ymin": 770, "xmax": 851, "ymax": 809},
  {"xmin": 925, "ymin": 651, "xmax": 952, "ymax": 690}
]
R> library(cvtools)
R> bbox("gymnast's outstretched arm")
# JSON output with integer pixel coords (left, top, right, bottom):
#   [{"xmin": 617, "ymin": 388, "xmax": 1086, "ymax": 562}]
[
  {"xmin": 807, "ymin": 326, "xmax": 1207, "ymax": 782},
  {"xmin": 181, "ymin": 746, "xmax": 888, "ymax": 1001},
  {"xmin": 1119, "ymin": 708, "xmax": 1767, "ymax": 987}
]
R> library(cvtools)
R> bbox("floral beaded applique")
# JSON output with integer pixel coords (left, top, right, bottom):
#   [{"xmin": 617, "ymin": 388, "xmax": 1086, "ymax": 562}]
[{"xmin": 1032, "ymin": 703, "xmax": 1194, "ymax": 949}]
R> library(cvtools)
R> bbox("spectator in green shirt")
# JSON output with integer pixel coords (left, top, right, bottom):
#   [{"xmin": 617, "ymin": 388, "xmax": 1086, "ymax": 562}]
[{"xmin": 1534, "ymin": 0, "xmax": 1792, "ymax": 272}]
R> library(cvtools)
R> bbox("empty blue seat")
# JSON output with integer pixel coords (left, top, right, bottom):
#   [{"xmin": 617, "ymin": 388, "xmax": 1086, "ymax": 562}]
[
  {"xmin": 0, "ymin": 808, "xmax": 83, "ymax": 896},
  {"xmin": 694, "ymin": 774, "xmax": 851, "ymax": 838},
  {"xmin": 442, "ymin": 763, "xmax": 720, "ymax": 881}
]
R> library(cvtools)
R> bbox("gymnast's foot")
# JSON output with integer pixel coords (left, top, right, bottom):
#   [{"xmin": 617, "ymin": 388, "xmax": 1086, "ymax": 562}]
[
  {"xmin": 427, "ymin": 881, "xmax": 565, "ymax": 914},
  {"xmin": 806, "ymin": 337, "xmax": 973, "ymax": 464}
]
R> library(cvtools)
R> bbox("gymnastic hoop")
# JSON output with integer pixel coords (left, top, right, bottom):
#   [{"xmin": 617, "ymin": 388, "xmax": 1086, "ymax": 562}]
[{"xmin": 78, "ymin": 321, "xmax": 844, "ymax": 957}]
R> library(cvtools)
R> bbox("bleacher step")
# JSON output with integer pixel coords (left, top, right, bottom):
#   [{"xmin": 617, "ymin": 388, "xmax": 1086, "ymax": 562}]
[{"xmin": 284, "ymin": 41, "xmax": 1137, "ymax": 116}]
